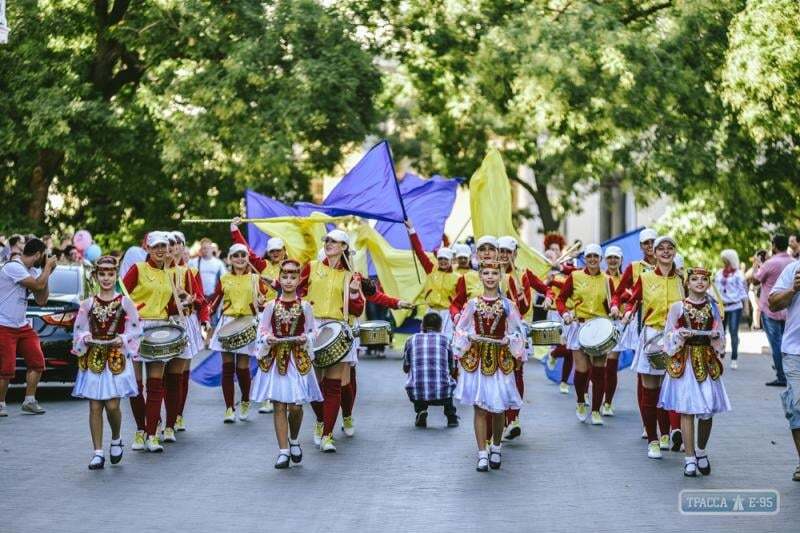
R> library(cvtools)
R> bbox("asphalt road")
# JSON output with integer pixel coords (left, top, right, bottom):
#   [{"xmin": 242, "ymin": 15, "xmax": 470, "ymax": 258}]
[{"xmin": 1, "ymin": 349, "xmax": 797, "ymax": 533}]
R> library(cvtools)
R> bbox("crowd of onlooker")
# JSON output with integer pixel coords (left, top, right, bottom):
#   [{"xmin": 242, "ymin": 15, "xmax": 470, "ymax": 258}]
[{"xmin": 0, "ymin": 233, "xmax": 107, "ymax": 266}]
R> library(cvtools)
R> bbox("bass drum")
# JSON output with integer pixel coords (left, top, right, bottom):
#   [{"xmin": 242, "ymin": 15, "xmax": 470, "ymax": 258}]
[
  {"xmin": 217, "ymin": 316, "xmax": 258, "ymax": 351},
  {"xmin": 528, "ymin": 320, "xmax": 562, "ymax": 346},
  {"xmin": 312, "ymin": 321, "xmax": 354, "ymax": 369}
]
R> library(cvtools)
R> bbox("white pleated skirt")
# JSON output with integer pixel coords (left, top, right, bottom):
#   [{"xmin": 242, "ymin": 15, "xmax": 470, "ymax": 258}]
[
  {"xmin": 251, "ymin": 358, "xmax": 323, "ymax": 405},
  {"xmin": 208, "ymin": 314, "xmax": 258, "ymax": 356},
  {"xmin": 563, "ymin": 322, "xmax": 581, "ymax": 350},
  {"xmin": 454, "ymin": 368, "xmax": 523, "ymax": 413},
  {"xmin": 175, "ymin": 314, "xmax": 204, "ymax": 360},
  {"xmin": 72, "ymin": 361, "xmax": 138, "ymax": 400},
  {"xmin": 618, "ymin": 321, "xmax": 640, "ymax": 351},
  {"xmin": 659, "ymin": 370, "xmax": 731, "ymax": 418}
]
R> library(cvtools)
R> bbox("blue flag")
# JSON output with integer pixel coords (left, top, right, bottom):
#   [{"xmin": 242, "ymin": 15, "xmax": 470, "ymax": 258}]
[
  {"xmin": 245, "ymin": 189, "xmax": 316, "ymax": 256},
  {"xmin": 297, "ymin": 140, "xmax": 405, "ymax": 223},
  {"xmin": 576, "ymin": 227, "xmax": 644, "ymax": 270}
]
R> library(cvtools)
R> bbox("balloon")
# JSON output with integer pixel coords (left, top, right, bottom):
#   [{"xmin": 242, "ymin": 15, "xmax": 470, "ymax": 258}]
[
  {"xmin": 73, "ymin": 230, "xmax": 93, "ymax": 251},
  {"xmin": 84, "ymin": 244, "xmax": 102, "ymax": 262}
]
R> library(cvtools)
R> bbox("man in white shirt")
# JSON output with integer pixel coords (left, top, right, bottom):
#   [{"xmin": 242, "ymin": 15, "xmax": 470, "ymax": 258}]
[
  {"xmin": 0, "ymin": 238, "xmax": 58, "ymax": 416},
  {"xmin": 189, "ymin": 238, "xmax": 227, "ymax": 323},
  {"xmin": 769, "ymin": 259, "xmax": 800, "ymax": 481}
]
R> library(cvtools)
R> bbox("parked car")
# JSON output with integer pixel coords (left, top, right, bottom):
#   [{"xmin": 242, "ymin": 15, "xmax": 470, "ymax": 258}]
[{"xmin": 12, "ymin": 264, "xmax": 93, "ymax": 385}]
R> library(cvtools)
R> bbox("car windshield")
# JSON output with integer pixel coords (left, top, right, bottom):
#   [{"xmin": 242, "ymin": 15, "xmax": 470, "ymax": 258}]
[{"xmin": 49, "ymin": 268, "xmax": 81, "ymax": 295}]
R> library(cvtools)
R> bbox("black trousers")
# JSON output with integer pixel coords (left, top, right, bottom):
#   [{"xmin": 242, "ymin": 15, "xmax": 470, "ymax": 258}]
[{"xmin": 413, "ymin": 397, "xmax": 456, "ymax": 416}]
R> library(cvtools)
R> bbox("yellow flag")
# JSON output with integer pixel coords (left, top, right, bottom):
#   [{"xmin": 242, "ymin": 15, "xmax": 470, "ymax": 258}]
[
  {"xmin": 253, "ymin": 212, "xmax": 349, "ymax": 264},
  {"xmin": 469, "ymin": 149, "xmax": 551, "ymax": 278},
  {"xmin": 353, "ymin": 224, "xmax": 428, "ymax": 325}
]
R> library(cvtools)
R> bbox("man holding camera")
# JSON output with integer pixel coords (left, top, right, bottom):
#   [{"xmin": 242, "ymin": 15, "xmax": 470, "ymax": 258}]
[{"xmin": 0, "ymin": 238, "xmax": 57, "ymax": 416}]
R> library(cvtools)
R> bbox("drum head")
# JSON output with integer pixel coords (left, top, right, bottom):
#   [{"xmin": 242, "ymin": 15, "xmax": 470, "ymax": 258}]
[
  {"xmin": 219, "ymin": 316, "xmax": 254, "ymax": 336},
  {"xmin": 315, "ymin": 321, "xmax": 343, "ymax": 349},
  {"xmin": 530, "ymin": 320, "xmax": 560, "ymax": 331},
  {"xmin": 144, "ymin": 325, "xmax": 184, "ymax": 345},
  {"xmin": 359, "ymin": 320, "xmax": 391, "ymax": 331},
  {"xmin": 644, "ymin": 333, "xmax": 665, "ymax": 354},
  {"xmin": 578, "ymin": 318, "xmax": 614, "ymax": 348}
]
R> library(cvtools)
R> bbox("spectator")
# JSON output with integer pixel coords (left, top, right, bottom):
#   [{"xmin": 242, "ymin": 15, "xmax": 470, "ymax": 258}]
[
  {"xmin": 0, "ymin": 238, "xmax": 58, "ymax": 416},
  {"xmin": 790, "ymin": 233, "xmax": 800, "ymax": 260},
  {"xmin": 402, "ymin": 312, "xmax": 458, "ymax": 428},
  {"xmin": 767, "ymin": 257, "xmax": 800, "ymax": 481},
  {"xmin": 751, "ymin": 234, "xmax": 794, "ymax": 386},
  {"xmin": 715, "ymin": 249, "xmax": 748, "ymax": 369},
  {"xmin": 189, "ymin": 238, "xmax": 227, "ymax": 324},
  {"xmin": 2, "ymin": 234, "xmax": 26, "ymax": 261}
]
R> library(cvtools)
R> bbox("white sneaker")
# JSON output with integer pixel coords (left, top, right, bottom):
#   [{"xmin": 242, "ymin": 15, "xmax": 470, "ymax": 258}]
[
  {"xmin": 731, "ymin": 360, "xmax": 738, "ymax": 370},
  {"xmin": 503, "ymin": 420, "xmax": 521, "ymax": 440},
  {"xmin": 21, "ymin": 400, "xmax": 45, "ymax": 415},
  {"xmin": 559, "ymin": 382, "xmax": 570, "ymax": 394},
  {"xmin": 131, "ymin": 430, "xmax": 146, "ymax": 451},
  {"xmin": 313, "ymin": 422, "xmax": 323, "ymax": 446},
  {"xmin": 259, "ymin": 401, "xmax": 274, "ymax": 414},
  {"xmin": 590, "ymin": 411, "xmax": 604, "ymax": 425},
  {"xmin": 163, "ymin": 427, "xmax": 176, "ymax": 443},
  {"xmin": 145, "ymin": 435, "xmax": 164, "ymax": 453},
  {"xmin": 647, "ymin": 441, "xmax": 662, "ymax": 459},
  {"xmin": 320, "ymin": 435, "xmax": 336, "ymax": 453},
  {"xmin": 0, "ymin": 404, "xmax": 8, "ymax": 417},
  {"xmin": 341, "ymin": 416, "xmax": 355, "ymax": 437},
  {"xmin": 223, "ymin": 407, "xmax": 236, "ymax": 423},
  {"xmin": 601, "ymin": 402, "xmax": 614, "ymax": 416},
  {"xmin": 239, "ymin": 401, "xmax": 251, "ymax": 421},
  {"xmin": 576, "ymin": 403, "xmax": 588, "ymax": 422}
]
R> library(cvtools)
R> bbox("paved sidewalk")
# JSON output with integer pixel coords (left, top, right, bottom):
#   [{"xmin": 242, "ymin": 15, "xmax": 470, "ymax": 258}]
[{"xmin": 1, "ymin": 348, "xmax": 797, "ymax": 533}]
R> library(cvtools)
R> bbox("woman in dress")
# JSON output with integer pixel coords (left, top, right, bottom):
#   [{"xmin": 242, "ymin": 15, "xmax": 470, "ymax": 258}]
[
  {"xmin": 252, "ymin": 259, "xmax": 322, "ymax": 468},
  {"xmin": 452, "ymin": 260, "xmax": 526, "ymax": 472},
  {"xmin": 659, "ymin": 267, "xmax": 731, "ymax": 476},
  {"xmin": 72, "ymin": 256, "xmax": 143, "ymax": 469}
]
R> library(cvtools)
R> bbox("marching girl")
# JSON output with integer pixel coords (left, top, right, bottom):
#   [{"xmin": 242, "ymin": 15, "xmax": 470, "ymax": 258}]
[
  {"xmin": 611, "ymin": 229, "xmax": 658, "ymax": 439},
  {"xmin": 231, "ymin": 219, "xmax": 285, "ymax": 414},
  {"xmin": 296, "ymin": 229, "xmax": 412, "ymax": 452},
  {"xmin": 405, "ymin": 220, "xmax": 460, "ymax": 337},
  {"xmin": 122, "ymin": 231, "xmax": 174, "ymax": 453},
  {"xmin": 163, "ymin": 231, "xmax": 209, "ymax": 441},
  {"xmin": 602, "ymin": 246, "xmax": 625, "ymax": 416},
  {"xmin": 544, "ymin": 249, "xmax": 574, "ymax": 395},
  {"xmin": 72, "ymin": 256, "xmax": 143, "ymax": 469},
  {"xmin": 659, "ymin": 267, "xmax": 731, "ymax": 476},
  {"xmin": 497, "ymin": 236, "xmax": 553, "ymax": 440},
  {"xmin": 253, "ymin": 259, "xmax": 323, "ymax": 468},
  {"xmin": 453, "ymin": 260, "xmax": 526, "ymax": 472},
  {"xmin": 208, "ymin": 243, "xmax": 269, "ymax": 423},
  {"xmin": 614, "ymin": 236, "xmax": 685, "ymax": 459},
  {"xmin": 556, "ymin": 244, "xmax": 615, "ymax": 425}
]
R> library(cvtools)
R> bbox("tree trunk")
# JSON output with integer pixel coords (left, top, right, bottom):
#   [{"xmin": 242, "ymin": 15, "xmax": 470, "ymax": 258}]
[
  {"xmin": 27, "ymin": 149, "xmax": 64, "ymax": 225},
  {"xmin": 509, "ymin": 170, "xmax": 560, "ymax": 234}
]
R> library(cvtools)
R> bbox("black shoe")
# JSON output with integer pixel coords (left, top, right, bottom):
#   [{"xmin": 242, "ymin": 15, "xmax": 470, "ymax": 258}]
[
  {"xmin": 766, "ymin": 380, "xmax": 787, "ymax": 387},
  {"xmin": 109, "ymin": 441, "xmax": 124, "ymax": 465},
  {"xmin": 446, "ymin": 415, "xmax": 460, "ymax": 428},
  {"xmin": 289, "ymin": 444, "xmax": 302, "ymax": 464},
  {"xmin": 671, "ymin": 430, "xmax": 683, "ymax": 452},
  {"xmin": 415, "ymin": 411, "xmax": 428, "ymax": 428},
  {"xmin": 88, "ymin": 455, "xmax": 105, "ymax": 470},
  {"xmin": 489, "ymin": 450, "xmax": 502, "ymax": 470},
  {"xmin": 696, "ymin": 455, "xmax": 711, "ymax": 476},
  {"xmin": 274, "ymin": 453, "xmax": 290, "ymax": 469}
]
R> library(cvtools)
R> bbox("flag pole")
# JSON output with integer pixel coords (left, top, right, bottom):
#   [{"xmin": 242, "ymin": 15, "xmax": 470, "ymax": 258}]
[
  {"xmin": 452, "ymin": 216, "xmax": 472, "ymax": 243},
  {"xmin": 383, "ymin": 140, "xmax": 422, "ymax": 283}
]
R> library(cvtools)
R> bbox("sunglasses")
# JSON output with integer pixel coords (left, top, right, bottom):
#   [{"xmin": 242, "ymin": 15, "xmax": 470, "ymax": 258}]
[
  {"xmin": 230, "ymin": 252, "xmax": 247, "ymax": 259},
  {"xmin": 324, "ymin": 238, "xmax": 345, "ymax": 245}
]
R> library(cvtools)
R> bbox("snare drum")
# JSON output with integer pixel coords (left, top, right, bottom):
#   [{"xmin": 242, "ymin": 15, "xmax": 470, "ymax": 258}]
[
  {"xmin": 313, "ymin": 321, "xmax": 354, "ymax": 368},
  {"xmin": 578, "ymin": 318, "xmax": 620, "ymax": 357},
  {"xmin": 644, "ymin": 333, "xmax": 669, "ymax": 370},
  {"xmin": 218, "ymin": 316, "xmax": 258, "ymax": 351},
  {"xmin": 528, "ymin": 320, "xmax": 562, "ymax": 345},
  {"xmin": 358, "ymin": 320, "xmax": 392, "ymax": 346},
  {"xmin": 140, "ymin": 324, "xmax": 188, "ymax": 361}
]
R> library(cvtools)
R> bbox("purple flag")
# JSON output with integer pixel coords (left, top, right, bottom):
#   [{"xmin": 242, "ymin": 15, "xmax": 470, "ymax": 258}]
[
  {"xmin": 245, "ymin": 189, "xmax": 312, "ymax": 256},
  {"xmin": 296, "ymin": 140, "xmax": 405, "ymax": 223}
]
